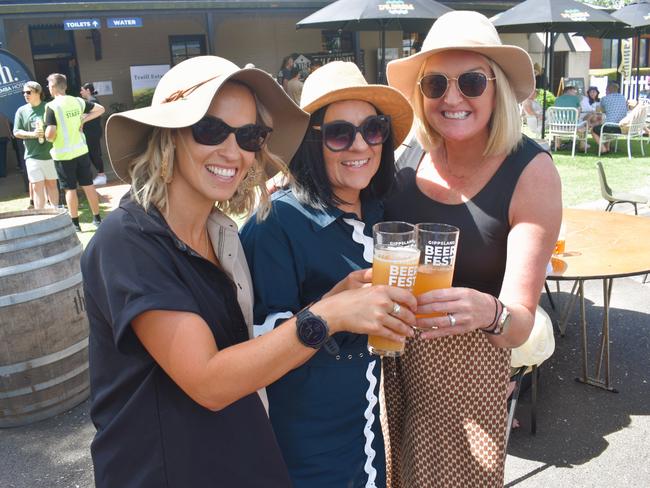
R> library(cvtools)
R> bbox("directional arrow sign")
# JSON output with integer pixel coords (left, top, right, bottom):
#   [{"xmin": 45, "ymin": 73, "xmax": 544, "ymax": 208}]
[{"xmin": 63, "ymin": 19, "xmax": 101, "ymax": 31}]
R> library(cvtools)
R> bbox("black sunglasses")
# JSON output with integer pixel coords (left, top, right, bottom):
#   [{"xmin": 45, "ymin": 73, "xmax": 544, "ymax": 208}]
[
  {"xmin": 313, "ymin": 115, "xmax": 391, "ymax": 152},
  {"xmin": 22, "ymin": 90, "xmax": 32, "ymax": 95},
  {"xmin": 191, "ymin": 115, "xmax": 272, "ymax": 152},
  {"xmin": 418, "ymin": 72, "xmax": 496, "ymax": 99}
]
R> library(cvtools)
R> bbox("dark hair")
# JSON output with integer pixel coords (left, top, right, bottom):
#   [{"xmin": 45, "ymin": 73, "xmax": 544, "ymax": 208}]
[
  {"xmin": 280, "ymin": 56, "xmax": 293, "ymax": 71},
  {"xmin": 82, "ymin": 82, "xmax": 97, "ymax": 95},
  {"xmin": 289, "ymin": 66, "xmax": 301, "ymax": 79},
  {"xmin": 289, "ymin": 106, "xmax": 395, "ymax": 210},
  {"xmin": 587, "ymin": 86, "xmax": 600, "ymax": 104}
]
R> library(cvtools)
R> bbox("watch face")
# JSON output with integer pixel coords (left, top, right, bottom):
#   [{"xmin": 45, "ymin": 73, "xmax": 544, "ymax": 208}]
[{"xmin": 298, "ymin": 316, "xmax": 328, "ymax": 347}]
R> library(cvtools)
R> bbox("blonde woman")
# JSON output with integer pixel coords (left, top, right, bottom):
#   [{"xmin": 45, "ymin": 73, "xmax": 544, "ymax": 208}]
[
  {"xmin": 382, "ymin": 12, "xmax": 561, "ymax": 486},
  {"xmin": 81, "ymin": 56, "xmax": 415, "ymax": 488}
]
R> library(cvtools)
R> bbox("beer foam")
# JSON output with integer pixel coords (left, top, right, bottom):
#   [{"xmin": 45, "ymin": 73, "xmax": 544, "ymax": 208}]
[{"xmin": 374, "ymin": 246, "xmax": 420, "ymax": 263}]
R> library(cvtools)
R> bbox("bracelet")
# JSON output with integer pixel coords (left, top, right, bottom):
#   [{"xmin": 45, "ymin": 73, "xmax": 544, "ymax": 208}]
[{"xmin": 481, "ymin": 296, "xmax": 501, "ymax": 331}]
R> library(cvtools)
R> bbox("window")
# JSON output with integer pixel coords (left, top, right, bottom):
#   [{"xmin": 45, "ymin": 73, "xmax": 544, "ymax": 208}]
[
  {"xmin": 321, "ymin": 30, "xmax": 354, "ymax": 53},
  {"xmin": 169, "ymin": 35, "xmax": 206, "ymax": 66},
  {"xmin": 601, "ymin": 39, "xmax": 619, "ymax": 69},
  {"xmin": 640, "ymin": 38, "xmax": 648, "ymax": 68},
  {"xmin": 402, "ymin": 32, "xmax": 424, "ymax": 57}
]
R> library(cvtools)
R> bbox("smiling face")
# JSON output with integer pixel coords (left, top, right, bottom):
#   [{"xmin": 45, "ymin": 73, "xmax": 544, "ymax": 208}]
[
  {"xmin": 421, "ymin": 50, "xmax": 496, "ymax": 145},
  {"xmin": 321, "ymin": 100, "xmax": 383, "ymax": 206},
  {"xmin": 170, "ymin": 82, "xmax": 259, "ymax": 208}
]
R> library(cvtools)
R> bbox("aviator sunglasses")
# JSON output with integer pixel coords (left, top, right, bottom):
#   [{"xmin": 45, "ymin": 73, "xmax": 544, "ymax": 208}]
[
  {"xmin": 313, "ymin": 114, "xmax": 391, "ymax": 152},
  {"xmin": 418, "ymin": 72, "xmax": 496, "ymax": 99},
  {"xmin": 191, "ymin": 115, "xmax": 272, "ymax": 152},
  {"xmin": 22, "ymin": 90, "xmax": 32, "ymax": 95}
]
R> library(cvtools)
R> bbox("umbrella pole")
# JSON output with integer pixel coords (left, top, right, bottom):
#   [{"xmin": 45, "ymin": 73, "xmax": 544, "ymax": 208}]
[
  {"xmin": 635, "ymin": 33, "xmax": 641, "ymax": 101},
  {"xmin": 541, "ymin": 31, "xmax": 550, "ymax": 140},
  {"xmin": 379, "ymin": 26, "xmax": 386, "ymax": 84}
]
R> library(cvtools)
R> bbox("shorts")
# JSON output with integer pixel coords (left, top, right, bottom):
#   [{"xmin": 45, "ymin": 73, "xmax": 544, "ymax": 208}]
[
  {"xmin": 25, "ymin": 158, "xmax": 58, "ymax": 183},
  {"xmin": 592, "ymin": 124, "xmax": 622, "ymax": 135},
  {"xmin": 55, "ymin": 153, "xmax": 94, "ymax": 190}
]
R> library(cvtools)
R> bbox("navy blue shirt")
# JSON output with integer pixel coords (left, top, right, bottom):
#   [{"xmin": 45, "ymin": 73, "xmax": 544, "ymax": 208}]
[
  {"xmin": 81, "ymin": 194, "xmax": 291, "ymax": 488},
  {"xmin": 240, "ymin": 189, "xmax": 386, "ymax": 488}
]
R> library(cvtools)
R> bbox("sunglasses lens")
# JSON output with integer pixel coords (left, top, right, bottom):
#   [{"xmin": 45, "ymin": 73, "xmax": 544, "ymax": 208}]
[
  {"xmin": 420, "ymin": 74, "xmax": 448, "ymax": 99},
  {"xmin": 236, "ymin": 125, "xmax": 271, "ymax": 152},
  {"xmin": 323, "ymin": 123, "xmax": 355, "ymax": 151},
  {"xmin": 191, "ymin": 117, "xmax": 230, "ymax": 146},
  {"xmin": 362, "ymin": 116, "xmax": 390, "ymax": 146},
  {"xmin": 458, "ymin": 72, "xmax": 488, "ymax": 98},
  {"xmin": 23, "ymin": 91, "xmax": 31, "ymax": 95}
]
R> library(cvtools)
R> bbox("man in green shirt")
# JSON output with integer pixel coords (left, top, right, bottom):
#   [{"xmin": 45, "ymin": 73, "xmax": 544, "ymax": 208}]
[
  {"xmin": 13, "ymin": 81, "xmax": 59, "ymax": 210},
  {"xmin": 45, "ymin": 73, "xmax": 104, "ymax": 231}
]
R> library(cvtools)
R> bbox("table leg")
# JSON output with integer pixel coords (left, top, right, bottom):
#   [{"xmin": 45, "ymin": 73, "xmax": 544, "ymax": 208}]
[
  {"xmin": 575, "ymin": 278, "xmax": 618, "ymax": 393},
  {"xmin": 556, "ymin": 280, "xmax": 580, "ymax": 336}
]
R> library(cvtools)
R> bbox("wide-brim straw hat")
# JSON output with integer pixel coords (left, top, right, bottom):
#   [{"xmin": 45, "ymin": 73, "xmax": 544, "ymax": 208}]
[
  {"xmin": 300, "ymin": 61, "xmax": 413, "ymax": 149},
  {"xmin": 387, "ymin": 11, "xmax": 534, "ymax": 103},
  {"xmin": 106, "ymin": 56, "xmax": 309, "ymax": 182}
]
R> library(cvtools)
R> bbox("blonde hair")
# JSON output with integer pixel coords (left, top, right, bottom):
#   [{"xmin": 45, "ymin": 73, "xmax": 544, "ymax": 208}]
[
  {"xmin": 412, "ymin": 54, "xmax": 522, "ymax": 158},
  {"xmin": 129, "ymin": 94, "xmax": 285, "ymax": 220}
]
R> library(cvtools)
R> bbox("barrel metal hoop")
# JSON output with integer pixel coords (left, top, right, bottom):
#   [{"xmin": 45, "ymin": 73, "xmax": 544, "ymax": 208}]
[
  {"xmin": 0, "ymin": 226, "xmax": 76, "ymax": 254},
  {"xmin": 0, "ymin": 363, "xmax": 88, "ymax": 399},
  {"xmin": 0, "ymin": 272, "xmax": 82, "ymax": 307},
  {"xmin": 0, "ymin": 211, "xmax": 70, "ymax": 241},
  {"xmin": 0, "ymin": 382, "xmax": 89, "ymax": 417},
  {"xmin": 0, "ymin": 337, "xmax": 88, "ymax": 375},
  {"xmin": 0, "ymin": 243, "xmax": 82, "ymax": 278}
]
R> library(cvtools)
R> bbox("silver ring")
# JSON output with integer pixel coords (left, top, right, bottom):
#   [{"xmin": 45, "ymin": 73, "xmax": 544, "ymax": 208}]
[
  {"xmin": 391, "ymin": 302, "xmax": 401, "ymax": 316},
  {"xmin": 448, "ymin": 313, "xmax": 456, "ymax": 327}
]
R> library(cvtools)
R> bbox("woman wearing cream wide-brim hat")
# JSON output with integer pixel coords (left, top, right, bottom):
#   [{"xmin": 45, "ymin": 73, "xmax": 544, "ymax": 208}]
[
  {"xmin": 381, "ymin": 11, "xmax": 562, "ymax": 487},
  {"xmin": 240, "ymin": 60, "xmax": 415, "ymax": 488},
  {"xmin": 82, "ymin": 55, "xmax": 415, "ymax": 488}
]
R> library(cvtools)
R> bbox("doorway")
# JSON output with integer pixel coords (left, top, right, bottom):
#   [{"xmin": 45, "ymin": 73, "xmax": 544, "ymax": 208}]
[{"xmin": 29, "ymin": 25, "xmax": 81, "ymax": 98}]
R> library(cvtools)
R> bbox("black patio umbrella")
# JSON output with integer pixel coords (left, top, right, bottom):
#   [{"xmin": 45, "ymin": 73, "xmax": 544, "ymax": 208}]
[
  {"xmin": 491, "ymin": 0, "xmax": 629, "ymax": 137},
  {"xmin": 296, "ymin": 0, "xmax": 453, "ymax": 83},
  {"xmin": 603, "ymin": 0, "xmax": 650, "ymax": 101}
]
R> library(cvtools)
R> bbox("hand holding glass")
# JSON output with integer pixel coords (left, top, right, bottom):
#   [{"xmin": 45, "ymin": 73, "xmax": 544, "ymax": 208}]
[
  {"xmin": 368, "ymin": 222, "xmax": 419, "ymax": 357},
  {"xmin": 412, "ymin": 223, "xmax": 460, "ymax": 325}
]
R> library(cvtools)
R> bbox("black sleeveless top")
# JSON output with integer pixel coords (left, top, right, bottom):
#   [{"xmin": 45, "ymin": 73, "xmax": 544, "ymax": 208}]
[{"xmin": 384, "ymin": 135, "xmax": 546, "ymax": 298}]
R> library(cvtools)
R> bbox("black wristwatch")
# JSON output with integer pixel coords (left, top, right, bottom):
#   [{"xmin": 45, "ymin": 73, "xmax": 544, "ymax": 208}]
[
  {"xmin": 482, "ymin": 300, "xmax": 511, "ymax": 336},
  {"xmin": 296, "ymin": 308, "xmax": 339, "ymax": 354}
]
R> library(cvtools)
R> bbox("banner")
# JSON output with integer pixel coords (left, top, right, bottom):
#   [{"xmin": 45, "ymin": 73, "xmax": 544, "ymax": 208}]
[
  {"xmin": 130, "ymin": 64, "xmax": 169, "ymax": 108},
  {"xmin": 0, "ymin": 49, "xmax": 34, "ymax": 120},
  {"xmin": 619, "ymin": 38, "xmax": 632, "ymax": 78}
]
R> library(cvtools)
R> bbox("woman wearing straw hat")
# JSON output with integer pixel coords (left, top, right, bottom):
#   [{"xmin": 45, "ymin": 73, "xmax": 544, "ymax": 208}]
[
  {"xmin": 240, "ymin": 60, "xmax": 414, "ymax": 487},
  {"xmin": 81, "ymin": 56, "xmax": 415, "ymax": 488},
  {"xmin": 382, "ymin": 11, "xmax": 561, "ymax": 486}
]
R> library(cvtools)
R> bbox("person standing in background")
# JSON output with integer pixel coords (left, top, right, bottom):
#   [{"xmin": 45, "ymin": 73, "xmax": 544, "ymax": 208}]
[
  {"xmin": 285, "ymin": 67, "xmax": 303, "ymax": 105},
  {"xmin": 45, "ymin": 73, "xmax": 104, "ymax": 231},
  {"xmin": 0, "ymin": 113, "xmax": 11, "ymax": 178},
  {"xmin": 278, "ymin": 55, "xmax": 294, "ymax": 91},
  {"xmin": 13, "ymin": 81, "xmax": 59, "ymax": 209},
  {"xmin": 80, "ymin": 82, "xmax": 107, "ymax": 186}
]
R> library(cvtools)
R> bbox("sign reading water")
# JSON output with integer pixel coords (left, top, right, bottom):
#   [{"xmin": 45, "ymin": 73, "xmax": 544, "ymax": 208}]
[{"xmin": 107, "ymin": 17, "xmax": 143, "ymax": 29}]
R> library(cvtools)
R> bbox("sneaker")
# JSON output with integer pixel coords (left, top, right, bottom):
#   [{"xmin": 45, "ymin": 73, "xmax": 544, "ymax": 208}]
[
  {"xmin": 26, "ymin": 200, "xmax": 34, "ymax": 210},
  {"xmin": 92, "ymin": 220, "xmax": 101, "ymax": 229},
  {"xmin": 73, "ymin": 223, "xmax": 82, "ymax": 232},
  {"xmin": 93, "ymin": 174, "xmax": 107, "ymax": 186}
]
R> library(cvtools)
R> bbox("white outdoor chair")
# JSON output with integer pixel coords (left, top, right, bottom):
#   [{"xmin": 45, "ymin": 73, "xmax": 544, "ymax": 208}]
[
  {"xmin": 598, "ymin": 104, "xmax": 648, "ymax": 159},
  {"xmin": 546, "ymin": 107, "xmax": 588, "ymax": 157}
]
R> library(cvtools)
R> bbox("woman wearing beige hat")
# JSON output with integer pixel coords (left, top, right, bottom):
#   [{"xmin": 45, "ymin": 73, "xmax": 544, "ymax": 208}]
[
  {"xmin": 382, "ymin": 11, "xmax": 561, "ymax": 487},
  {"xmin": 81, "ymin": 56, "xmax": 415, "ymax": 488},
  {"xmin": 240, "ymin": 61, "xmax": 414, "ymax": 487}
]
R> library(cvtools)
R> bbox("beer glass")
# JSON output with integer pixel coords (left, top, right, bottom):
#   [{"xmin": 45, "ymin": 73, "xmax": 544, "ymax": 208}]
[
  {"xmin": 553, "ymin": 223, "xmax": 566, "ymax": 256},
  {"xmin": 413, "ymin": 223, "xmax": 460, "ymax": 324},
  {"xmin": 369, "ymin": 221, "xmax": 419, "ymax": 357}
]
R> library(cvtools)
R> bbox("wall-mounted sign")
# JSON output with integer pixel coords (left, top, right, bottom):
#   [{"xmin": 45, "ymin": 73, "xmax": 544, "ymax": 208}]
[
  {"xmin": 93, "ymin": 81, "xmax": 113, "ymax": 96},
  {"xmin": 0, "ymin": 49, "xmax": 35, "ymax": 119},
  {"xmin": 63, "ymin": 19, "xmax": 101, "ymax": 31},
  {"xmin": 130, "ymin": 64, "xmax": 169, "ymax": 107},
  {"xmin": 107, "ymin": 18, "xmax": 143, "ymax": 29}
]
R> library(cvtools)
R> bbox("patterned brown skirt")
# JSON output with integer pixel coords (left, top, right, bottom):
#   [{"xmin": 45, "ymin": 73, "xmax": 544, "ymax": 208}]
[{"xmin": 381, "ymin": 330, "xmax": 511, "ymax": 488}]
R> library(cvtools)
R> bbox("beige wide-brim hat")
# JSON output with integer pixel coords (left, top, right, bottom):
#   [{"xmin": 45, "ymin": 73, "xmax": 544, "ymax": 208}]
[
  {"xmin": 387, "ymin": 11, "xmax": 535, "ymax": 103},
  {"xmin": 300, "ymin": 61, "xmax": 413, "ymax": 149},
  {"xmin": 106, "ymin": 56, "xmax": 309, "ymax": 182}
]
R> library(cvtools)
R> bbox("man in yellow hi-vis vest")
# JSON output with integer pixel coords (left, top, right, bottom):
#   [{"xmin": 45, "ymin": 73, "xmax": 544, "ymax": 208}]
[{"xmin": 45, "ymin": 73, "xmax": 105, "ymax": 232}]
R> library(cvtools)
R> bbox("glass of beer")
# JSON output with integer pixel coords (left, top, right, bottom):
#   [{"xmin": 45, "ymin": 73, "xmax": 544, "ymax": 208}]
[
  {"xmin": 553, "ymin": 223, "xmax": 566, "ymax": 256},
  {"xmin": 368, "ymin": 221, "xmax": 419, "ymax": 357},
  {"xmin": 413, "ymin": 223, "xmax": 460, "ymax": 325}
]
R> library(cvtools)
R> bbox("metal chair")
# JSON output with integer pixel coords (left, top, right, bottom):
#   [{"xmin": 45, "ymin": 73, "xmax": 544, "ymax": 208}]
[
  {"xmin": 598, "ymin": 104, "xmax": 648, "ymax": 159},
  {"xmin": 596, "ymin": 161, "xmax": 648, "ymax": 215},
  {"xmin": 546, "ymin": 107, "xmax": 588, "ymax": 157}
]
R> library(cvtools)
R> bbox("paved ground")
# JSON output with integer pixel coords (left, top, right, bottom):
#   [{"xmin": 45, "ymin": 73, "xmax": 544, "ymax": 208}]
[{"xmin": 2, "ymin": 162, "xmax": 650, "ymax": 487}]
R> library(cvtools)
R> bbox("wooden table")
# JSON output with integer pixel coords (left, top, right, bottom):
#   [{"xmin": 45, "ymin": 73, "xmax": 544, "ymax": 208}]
[{"xmin": 547, "ymin": 208, "xmax": 650, "ymax": 391}]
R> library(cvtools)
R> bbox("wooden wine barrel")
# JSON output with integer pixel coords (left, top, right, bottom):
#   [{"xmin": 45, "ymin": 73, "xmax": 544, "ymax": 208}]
[{"xmin": 0, "ymin": 209, "xmax": 89, "ymax": 427}]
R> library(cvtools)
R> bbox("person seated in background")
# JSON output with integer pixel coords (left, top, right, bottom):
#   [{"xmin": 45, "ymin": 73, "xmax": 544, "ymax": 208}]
[
  {"xmin": 554, "ymin": 86, "xmax": 580, "ymax": 110},
  {"xmin": 580, "ymin": 86, "xmax": 604, "ymax": 128},
  {"xmin": 592, "ymin": 82, "xmax": 629, "ymax": 154},
  {"xmin": 521, "ymin": 89, "xmax": 542, "ymax": 136}
]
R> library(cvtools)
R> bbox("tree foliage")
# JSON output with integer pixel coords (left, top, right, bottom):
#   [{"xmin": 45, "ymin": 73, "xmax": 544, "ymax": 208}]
[{"xmin": 577, "ymin": 0, "xmax": 633, "ymax": 8}]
